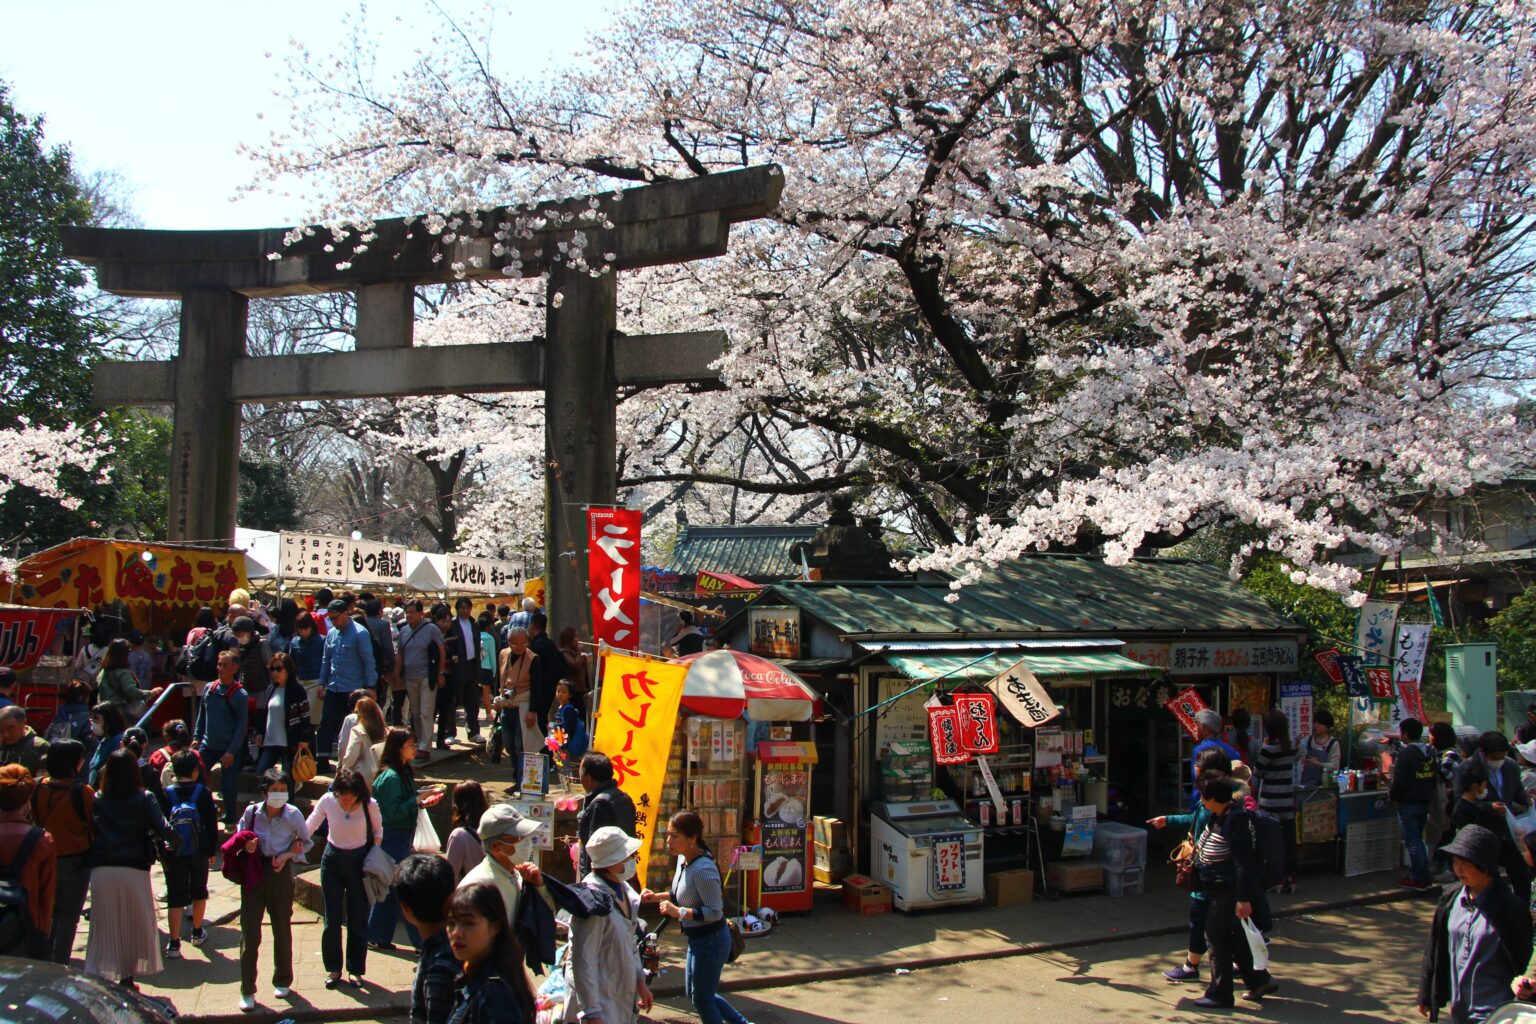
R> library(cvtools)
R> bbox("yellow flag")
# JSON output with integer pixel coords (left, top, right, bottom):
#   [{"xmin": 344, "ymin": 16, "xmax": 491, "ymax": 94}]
[{"xmin": 591, "ymin": 653, "xmax": 688, "ymax": 864}]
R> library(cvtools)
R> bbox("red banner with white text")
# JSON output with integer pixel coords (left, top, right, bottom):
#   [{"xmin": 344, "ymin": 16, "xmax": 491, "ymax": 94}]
[
  {"xmin": 587, "ymin": 508, "xmax": 642, "ymax": 648},
  {"xmin": 0, "ymin": 609, "xmax": 75, "ymax": 673}
]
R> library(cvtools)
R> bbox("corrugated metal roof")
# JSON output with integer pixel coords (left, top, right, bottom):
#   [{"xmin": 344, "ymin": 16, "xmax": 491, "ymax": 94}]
[
  {"xmin": 667, "ymin": 524, "xmax": 819, "ymax": 578},
  {"xmin": 883, "ymin": 648, "xmax": 1154, "ymax": 681},
  {"xmin": 726, "ymin": 554, "xmax": 1301, "ymax": 638}
]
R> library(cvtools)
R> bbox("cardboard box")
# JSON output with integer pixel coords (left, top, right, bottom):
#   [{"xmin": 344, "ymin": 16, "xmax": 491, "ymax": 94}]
[
  {"xmin": 841, "ymin": 874, "xmax": 892, "ymax": 916},
  {"xmin": 1045, "ymin": 860, "xmax": 1104, "ymax": 893},
  {"xmin": 814, "ymin": 816, "xmax": 847, "ymax": 849},
  {"xmin": 985, "ymin": 868, "xmax": 1034, "ymax": 907}
]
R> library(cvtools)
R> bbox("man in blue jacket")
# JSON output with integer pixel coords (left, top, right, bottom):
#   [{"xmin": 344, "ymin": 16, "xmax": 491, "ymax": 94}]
[
  {"xmin": 316, "ymin": 599, "xmax": 376, "ymax": 771},
  {"xmin": 193, "ymin": 649, "xmax": 249, "ymax": 827}
]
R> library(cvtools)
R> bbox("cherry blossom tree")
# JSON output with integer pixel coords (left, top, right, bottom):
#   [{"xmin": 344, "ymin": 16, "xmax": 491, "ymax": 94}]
[{"xmin": 255, "ymin": 0, "xmax": 1536, "ymax": 601}]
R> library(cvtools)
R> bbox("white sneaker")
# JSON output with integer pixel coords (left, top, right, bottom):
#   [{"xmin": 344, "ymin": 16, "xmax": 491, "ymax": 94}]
[
  {"xmin": 274, "ymin": 986, "xmax": 292, "ymax": 998},
  {"xmin": 238, "ymin": 995, "xmax": 256, "ymax": 1012}
]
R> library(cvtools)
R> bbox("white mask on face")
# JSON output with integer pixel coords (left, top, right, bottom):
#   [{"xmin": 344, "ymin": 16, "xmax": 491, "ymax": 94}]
[
  {"xmin": 266, "ymin": 791, "xmax": 289, "ymax": 808},
  {"xmin": 90, "ymin": 722, "xmax": 104, "ymax": 737},
  {"xmin": 618, "ymin": 856, "xmax": 638, "ymax": 881},
  {"xmin": 1488, "ymin": 758, "xmax": 1507, "ymax": 771}
]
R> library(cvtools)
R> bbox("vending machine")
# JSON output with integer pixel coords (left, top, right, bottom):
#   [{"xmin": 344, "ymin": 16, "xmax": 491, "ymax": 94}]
[{"xmin": 746, "ymin": 740, "xmax": 818, "ymax": 913}]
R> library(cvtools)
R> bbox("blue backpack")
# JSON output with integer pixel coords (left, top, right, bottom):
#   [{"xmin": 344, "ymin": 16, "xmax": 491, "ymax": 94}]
[{"xmin": 168, "ymin": 784, "xmax": 204, "ymax": 858}]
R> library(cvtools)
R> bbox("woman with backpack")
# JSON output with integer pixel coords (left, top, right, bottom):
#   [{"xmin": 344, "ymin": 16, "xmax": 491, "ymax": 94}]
[
  {"xmin": 253, "ymin": 651, "xmax": 314, "ymax": 779},
  {"xmin": 33, "ymin": 739, "xmax": 93, "ymax": 964},
  {"xmin": 84, "ymin": 703, "xmax": 128, "ymax": 789},
  {"xmin": 643, "ymin": 811, "xmax": 747, "ymax": 1024},
  {"xmin": 0, "ymin": 763, "xmax": 56, "ymax": 962},
  {"xmin": 72, "ymin": 623, "xmax": 112, "ymax": 693},
  {"xmin": 305, "ymin": 768, "xmax": 383, "ymax": 989},
  {"xmin": 158, "ymin": 749, "xmax": 218, "ymax": 961},
  {"xmin": 148, "ymin": 720, "xmax": 208, "ymax": 794},
  {"xmin": 85, "ymin": 748, "xmax": 178, "ymax": 988},
  {"xmin": 234, "ymin": 767, "xmax": 314, "ymax": 1013},
  {"xmin": 45, "ymin": 682, "xmax": 95, "ymax": 757},
  {"xmin": 97, "ymin": 639, "xmax": 162, "ymax": 725}
]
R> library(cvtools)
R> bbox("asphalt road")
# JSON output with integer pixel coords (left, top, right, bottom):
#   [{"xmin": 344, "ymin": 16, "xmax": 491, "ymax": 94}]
[{"xmin": 650, "ymin": 899, "xmax": 1436, "ymax": 1023}]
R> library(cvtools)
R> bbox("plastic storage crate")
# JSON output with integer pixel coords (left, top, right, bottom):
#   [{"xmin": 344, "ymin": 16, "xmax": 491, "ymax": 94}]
[
  {"xmin": 1104, "ymin": 864, "xmax": 1145, "ymax": 897},
  {"xmin": 1092, "ymin": 820, "xmax": 1149, "ymax": 869}
]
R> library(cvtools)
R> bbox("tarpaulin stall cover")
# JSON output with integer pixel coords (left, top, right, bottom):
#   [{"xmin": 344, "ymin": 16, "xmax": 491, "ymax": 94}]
[{"xmin": 677, "ymin": 649, "xmax": 822, "ymax": 721}]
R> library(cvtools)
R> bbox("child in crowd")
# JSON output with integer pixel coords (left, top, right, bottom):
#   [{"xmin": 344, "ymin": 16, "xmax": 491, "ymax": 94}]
[{"xmin": 552, "ymin": 681, "xmax": 588, "ymax": 767}]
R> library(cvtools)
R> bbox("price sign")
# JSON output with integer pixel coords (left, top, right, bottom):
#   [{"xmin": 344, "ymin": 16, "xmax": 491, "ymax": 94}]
[{"xmin": 931, "ymin": 834, "xmax": 966, "ymax": 892}]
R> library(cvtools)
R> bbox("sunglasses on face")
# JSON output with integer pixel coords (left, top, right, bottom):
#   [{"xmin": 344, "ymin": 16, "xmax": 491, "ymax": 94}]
[{"xmin": 269, "ymin": 665, "xmax": 288, "ymax": 673}]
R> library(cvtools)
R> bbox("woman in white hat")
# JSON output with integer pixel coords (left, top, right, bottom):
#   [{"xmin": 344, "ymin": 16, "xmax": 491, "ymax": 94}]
[{"xmin": 517, "ymin": 825, "xmax": 653, "ymax": 1024}]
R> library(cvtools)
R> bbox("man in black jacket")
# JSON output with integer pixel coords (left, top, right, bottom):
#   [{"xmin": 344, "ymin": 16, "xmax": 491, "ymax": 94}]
[
  {"xmin": 1392, "ymin": 718, "xmax": 1439, "ymax": 891},
  {"xmin": 576, "ymin": 752, "xmax": 637, "ymax": 876},
  {"xmin": 1418, "ymin": 824, "xmax": 1532, "ymax": 1023},
  {"xmin": 1458, "ymin": 732, "xmax": 1532, "ymax": 903},
  {"xmin": 528, "ymin": 613, "xmax": 565, "ymax": 740}
]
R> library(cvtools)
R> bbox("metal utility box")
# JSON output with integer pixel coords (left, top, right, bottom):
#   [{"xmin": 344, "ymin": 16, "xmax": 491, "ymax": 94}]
[{"xmin": 1446, "ymin": 643, "xmax": 1498, "ymax": 733}]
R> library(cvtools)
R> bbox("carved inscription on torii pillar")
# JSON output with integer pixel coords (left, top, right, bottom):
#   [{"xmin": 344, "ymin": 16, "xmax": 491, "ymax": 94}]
[{"xmin": 63, "ymin": 165, "xmax": 784, "ymax": 634}]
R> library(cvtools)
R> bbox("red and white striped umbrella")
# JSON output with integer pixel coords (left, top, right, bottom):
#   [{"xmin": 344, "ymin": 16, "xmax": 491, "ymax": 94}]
[{"xmin": 677, "ymin": 649, "xmax": 822, "ymax": 721}]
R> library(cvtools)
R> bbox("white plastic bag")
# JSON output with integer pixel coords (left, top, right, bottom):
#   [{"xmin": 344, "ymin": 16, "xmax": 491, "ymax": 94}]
[
  {"xmin": 1241, "ymin": 917, "xmax": 1270, "ymax": 971},
  {"xmin": 1506, "ymin": 806, "xmax": 1536, "ymax": 846},
  {"xmin": 413, "ymin": 806, "xmax": 441, "ymax": 853}
]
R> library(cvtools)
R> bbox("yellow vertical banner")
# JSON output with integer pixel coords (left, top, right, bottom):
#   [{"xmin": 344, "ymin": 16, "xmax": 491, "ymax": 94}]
[{"xmin": 591, "ymin": 653, "xmax": 688, "ymax": 863}]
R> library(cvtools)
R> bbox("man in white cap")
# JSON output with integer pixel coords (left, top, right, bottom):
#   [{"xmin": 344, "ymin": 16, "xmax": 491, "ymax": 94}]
[
  {"xmin": 458, "ymin": 802, "xmax": 544, "ymax": 929},
  {"xmin": 517, "ymin": 825, "xmax": 652, "ymax": 1024}
]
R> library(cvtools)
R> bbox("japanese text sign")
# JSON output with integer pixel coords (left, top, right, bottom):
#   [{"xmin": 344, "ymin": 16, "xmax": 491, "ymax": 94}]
[
  {"xmin": 932, "ymin": 834, "xmax": 966, "ymax": 892},
  {"xmin": 927, "ymin": 705, "xmax": 968, "ymax": 764},
  {"xmin": 1365, "ymin": 667, "xmax": 1395, "ymax": 701},
  {"xmin": 1280, "ymin": 681, "xmax": 1312, "ymax": 747},
  {"xmin": 591, "ymin": 652, "xmax": 687, "ymax": 860},
  {"xmin": 279, "ymin": 533, "xmax": 350, "ymax": 583},
  {"xmin": 987, "ymin": 659, "xmax": 1061, "ymax": 727},
  {"xmin": 1313, "ymin": 648, "xmax": 1345, "ymax": 687},
  {"xmin": 1164, "ymin": 687, "xmax": 1211, "ymax": 740},
  {"xmin": 587, "ymin": 509, "xmax": 641, "ymax": 647},
  {"xmin": 953, "ymin": 693, "xmax": 1000, "ymax": 755},
  {"xmin": 0, "ymin": 609, "xmax": 73, "ymax": 672},
  {"xmin": 348, "ymin": 540, "xmax": 408, "ymax": 585},
  {"xmin": 1337, "ymin": 654, "xmax": 1369, "ymax": 698},
  {"xmin": 1392, "ymin": 623, "xmax": 1432, "ymax": 726},
  {"xmin": 1355, "ymin": 600, "xmax": 1400, "ymax": 666},
  {"xmin": 19, "ymin": 542, "xmax": 248, "ymax": 612}
]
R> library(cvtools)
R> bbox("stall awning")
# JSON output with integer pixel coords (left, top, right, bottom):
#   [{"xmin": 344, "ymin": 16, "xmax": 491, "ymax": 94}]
[{"xmin": 879, "ymin": 643, "xmax": 1155, "ymax": 682}]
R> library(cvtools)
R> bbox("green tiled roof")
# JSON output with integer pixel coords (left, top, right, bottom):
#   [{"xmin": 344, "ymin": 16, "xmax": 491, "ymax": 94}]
[
  {"xmin": 726, "ymin": 554, "xmax": 1300, "ymax": 638},
  {"xmin": 667, "ymin": 524, "xmax": 820, "ymax": 578}
]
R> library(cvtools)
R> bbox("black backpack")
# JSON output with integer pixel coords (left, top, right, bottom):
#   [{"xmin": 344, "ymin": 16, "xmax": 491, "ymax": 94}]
[
  {"xmin": 0, "ymin": 827, "xmax": 45, "ymax": 958},
  {"xmin": 183, "ymin": 631, "xmax": 220, "ymax": 682},
  {"xmin": 1242, "ymin": 809, "xmax": 1287, "ymax": 889}
]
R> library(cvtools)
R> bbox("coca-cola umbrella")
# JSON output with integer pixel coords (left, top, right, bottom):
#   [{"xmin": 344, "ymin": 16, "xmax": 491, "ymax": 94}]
[{"xmin": 677, "ymin": 649, "xmax": 822, "ymax": 721}]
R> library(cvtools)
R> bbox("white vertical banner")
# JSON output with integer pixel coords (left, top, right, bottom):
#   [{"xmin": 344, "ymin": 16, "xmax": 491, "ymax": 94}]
[
  {"xmin": 1355, "ymin": 601, "xmax": 1400, "ymax": 666},
  {"xmin": 1392, "ymin": 623, "xmax": 1432, "ymax": 725}
]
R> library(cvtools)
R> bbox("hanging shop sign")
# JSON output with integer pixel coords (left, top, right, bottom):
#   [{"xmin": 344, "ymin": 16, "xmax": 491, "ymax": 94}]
[
  {"xmin": 0, "ymin": 609, "xmax": 75, "ymax": 672},
  {"xmin": 1391, "ymin": 623, "xmax": 1432, "ymax": 727},
  {"xmin": 1122, "ymin": 643, "xmax": 1172, "ymax": 671},
  {"xmin": 1365, "ymin": 667, "xmax": 1395, "ymax": 701},
  {"xmin": 927, "ymin": 704, "xmax": 968, "ymax": 765},
  {"xmin": 280, "ymin": 532, "xmax": 351, "ymax": 583},
  {"xmin": 1337, "ymin": 654, "xmax": 1370, "ymax": 698},
  {"xmin": 1354, "ymin": 601, "xmax": 1400, "ymax": 666},
  {"xmin": 1164, "ymin": 687, "xmax": 1211, "ymax": 740},
  {"xmin": 747, "ymin": 606, "xmax": 801, "ymax": 660},
  {"xmin": 1313, "ymin": 648, "xmax": 1346, "ymax": 687},
  {"xmin": 932, "ymin": 833, "xmax": 967, "ymax": 892},
  {"xmin": 953, "ymin": 693, "xmax": 1000, "ymax": 755},
  {"xmin": 759, "ymin": 760, "xmax": 812, "ymax": 894},
  {"xmin": 19, "ymin": 541, "xmax": 249, "ymax": 611},
  {"xmin": 348, "ymin": 540, "xmax": 408, "ymax": 586},
  {"xmin": 587, "ymin": 509, "xmax": 641, "ymax": 647},
  {"xmin": 445, "ymin": 555, "xmax": 526, "ymax": 595},
  {"xmin": 1166, "ymin": 640, "xmax": 1298, "ymax": 675},
  {"xmin": 1280, "ymin": 681, "xmax": 1313, "ymax": 746},
  {"xmin": 987, "ymin": 659, "xmax": 1061, "ymax": 727},
  {"xmin": 590, "ymin": 652, "xmax": 687, "ymax": 859}
]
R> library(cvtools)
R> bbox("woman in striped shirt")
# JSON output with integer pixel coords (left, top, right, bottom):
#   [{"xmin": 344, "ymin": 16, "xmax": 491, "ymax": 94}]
[
  {"xmin": 1253, "ymin": 709, "xmax": 1298, "ymax": 892},
  {"xmin": 643, "ymin": 812, "xmax": 749, "ymax": 1024}
]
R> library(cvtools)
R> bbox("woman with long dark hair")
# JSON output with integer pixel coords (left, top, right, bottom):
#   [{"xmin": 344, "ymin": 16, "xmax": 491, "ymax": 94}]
[
  {"xmin": 339, "ymin": 695, "xmax": 388, "ymax": 781},
  {"xmin": 644, "ymin": 811, "xmax": 747, "ymax": 1024},
  {"xmin": 367, "ymin": 728, "xmax": 440, "ymax": 949},
  {"xmin": 443, "ymin": 881, "xmax": 536, "ymax": 1024},
  {"xmin": 306, "ymin": 768, "xmax": 382, "ymax": 989},
  {"xmin": 254, "ymin": 651, "xmax": 314, "ymax": 778},
  {"xmin": 1253, "ymin": 709, "xmax": 1298, "ymax": 891},
  {"xmin": 85, "ymin": 703, "xmax": 129, "ymax": 788},
  {"xmin": 97, "ymin": 639, "xmax": 161, "ymax": 721},
  {"xmin": 85, "ymin": 748, "xmax": 177, "ymax": 987},
  {"xmin": 446, "ymin": 780, "xmax": 490, "ymax": 881}
]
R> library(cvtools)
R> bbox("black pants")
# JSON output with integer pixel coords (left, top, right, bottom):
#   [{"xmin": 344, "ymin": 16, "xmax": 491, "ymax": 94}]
[
  {"xmin": 1203, "ymin": 888, "xmax": 1271, "ymax": 1004},
  {"xmin": 320, "ymin": 843, "xmax": 369, "ymax": 976},
  {"xmin": 1504, "ymin": 843, "xmax": 1531, "ymax": 904}
]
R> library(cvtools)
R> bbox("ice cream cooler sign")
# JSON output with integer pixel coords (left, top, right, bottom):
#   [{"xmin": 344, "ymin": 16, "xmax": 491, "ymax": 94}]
[{"xmin": 932, "ymin": 833, "xmax": 966, "ymax": 892}]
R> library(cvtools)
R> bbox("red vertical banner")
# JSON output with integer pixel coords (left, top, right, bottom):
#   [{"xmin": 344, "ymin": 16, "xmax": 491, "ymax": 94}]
[
  {"xmin": 587, "ymin": 508, "xmax": 642, "ymax": 647},
  {"xmin": 952, "ymin": 693, "xmax": 1000, "ymax": 755},
  {"xmin": 928, "ymin": 705, "xmax": 968, "ymax": 764},
  {"xmin": 1164, "ymin": 687, "xmax": 1210, "ymax": 740}
]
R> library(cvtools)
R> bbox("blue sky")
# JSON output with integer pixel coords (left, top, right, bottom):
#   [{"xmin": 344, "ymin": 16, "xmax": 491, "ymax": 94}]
[{"xmin": 0, "ymin": 0, "xmax": 618, "ymax": 229}]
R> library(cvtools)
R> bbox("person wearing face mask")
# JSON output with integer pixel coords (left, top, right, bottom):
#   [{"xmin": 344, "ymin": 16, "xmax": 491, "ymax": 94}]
[
  {"xmin": 1458, "ymin": 733, "xmax": 1532, "ymax": 904},
  {"xmin": 234, "ymin": 768, "xmax": 314, "ymax": 1013},
  {"xmin": 84, "ymin": 702, "xmax": 129, "ymax": 789},
  {"xmin": 518, "ymin": 826, "xmax": 653, "ymax": 1024},
  {"xmin": 457, "ymin": 803, "xmax": 543, "ymax": 927}
]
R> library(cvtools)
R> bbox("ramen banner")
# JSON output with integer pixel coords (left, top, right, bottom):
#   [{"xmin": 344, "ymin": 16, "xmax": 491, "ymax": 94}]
[{"xmin": 591, "ymin": 652, "xmax": 688, "ymax": 861}]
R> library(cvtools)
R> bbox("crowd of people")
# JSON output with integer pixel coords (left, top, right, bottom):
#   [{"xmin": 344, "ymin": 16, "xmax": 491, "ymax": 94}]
[{"xmin": 0, "ymin": 588, "xmax": 757, "ymax": 1024}]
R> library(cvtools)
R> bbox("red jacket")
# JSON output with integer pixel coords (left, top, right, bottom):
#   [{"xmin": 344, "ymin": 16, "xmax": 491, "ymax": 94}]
[{"xmin": 220, "ymin": 829, "xmax": 265, "ymax": 889}]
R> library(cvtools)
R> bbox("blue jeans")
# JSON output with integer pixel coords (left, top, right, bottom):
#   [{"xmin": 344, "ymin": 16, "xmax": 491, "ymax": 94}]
[
  {"xmin": 1399, "ymin": 803, "xmax": 1431, "ymax": 882},
  {"xmin": 317, "ymin": 690, "xmax": 355, "ymax": 760},
  {"xmin": 685, "ymin": 924, "xmax": 748, "ymax": 1024},
  {"xmin": 255, "ymin": 745, "xmax": 292, "ymax": 779},
  {"xmin": 366, "ymin": 826, "xmax": 421, "ymax": 948},
  {"xmin": 199, "ymin": 741, "xmax": 243, "ymax": 824}
]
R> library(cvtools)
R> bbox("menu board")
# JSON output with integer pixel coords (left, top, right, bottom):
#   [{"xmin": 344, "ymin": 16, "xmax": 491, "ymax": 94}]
[{"xmin": 759, "ymin": 764, "xmax": 810, "ymax": 893}]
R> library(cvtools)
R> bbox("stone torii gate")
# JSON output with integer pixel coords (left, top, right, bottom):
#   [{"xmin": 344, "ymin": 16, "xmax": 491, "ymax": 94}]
[{"xmin": 63, "ymin": 165, "xmax": 783, "ymax": 634}]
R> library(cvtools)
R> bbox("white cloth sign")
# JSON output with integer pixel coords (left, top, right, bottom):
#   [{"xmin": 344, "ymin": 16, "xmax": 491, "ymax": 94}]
[
  {"xmin": 976, "ymin": 755, "xmax": 1007, "ymax": 820},
  {"xmin": 1391, "ymin": 623, "xmax": 1432, "ymax": 726},
  {"xmin": 348, "ymin": 540, "xmax": 408, "ymax": 585},
  {"xmin": 988, "ymin": 659, "xmax": 1061, "ymax": 727},
  {"xmin": 1355, "ymin": 601, "xmax": 1400, "ymax": 666}
]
